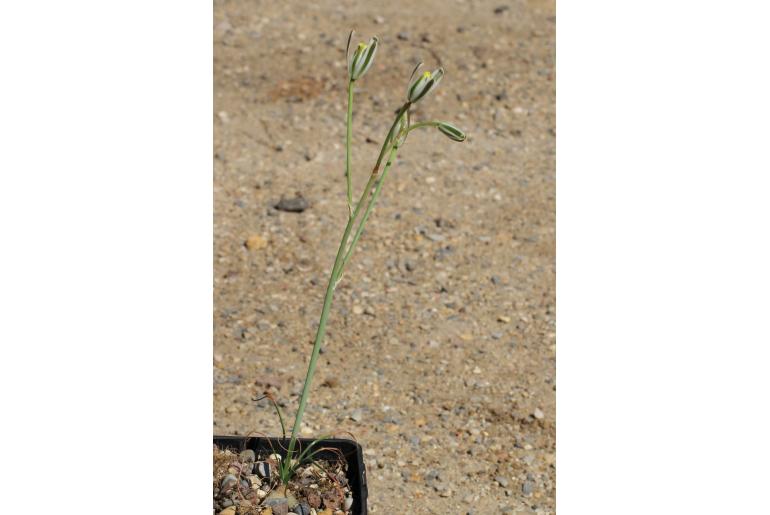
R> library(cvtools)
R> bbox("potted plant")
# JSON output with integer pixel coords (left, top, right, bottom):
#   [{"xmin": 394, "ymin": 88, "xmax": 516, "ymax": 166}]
[{"xmin": 214, "ymin": 30, "xmax": 466, "ymax": 515}]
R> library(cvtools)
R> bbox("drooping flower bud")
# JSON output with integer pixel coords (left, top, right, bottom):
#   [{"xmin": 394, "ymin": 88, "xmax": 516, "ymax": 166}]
[
  {"xmin": 406, "ymin": 65, "xmax": 444, "ymax": 103},
  {"xmin": 437, "ymin": 121, "xmax": 466, "ymax": 142},
  {"xmin": 347, "ymin": 35, "xmax": 378, "ymax": 81}
]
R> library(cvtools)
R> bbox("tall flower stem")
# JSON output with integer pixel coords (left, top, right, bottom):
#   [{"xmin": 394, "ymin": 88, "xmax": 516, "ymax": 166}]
[
  {"xmin": 345, "ymin": 80, "xmax": 355, "ymax": 214},
  {"xmin": 284, "ymin": 107, "xmax": 406, "ymax": 467}
]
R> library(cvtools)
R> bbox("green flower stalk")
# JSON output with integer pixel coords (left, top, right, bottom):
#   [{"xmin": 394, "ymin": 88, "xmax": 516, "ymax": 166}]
[{"xmin": 282, "ymin": 32, "xmax": 466, "ymax": 482}]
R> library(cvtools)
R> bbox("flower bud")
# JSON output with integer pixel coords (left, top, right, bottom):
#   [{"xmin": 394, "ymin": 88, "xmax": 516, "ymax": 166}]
[
  {"xmin": 437, "ymin": 121, "xmax": 466, "ymax": 142},
  {"xmin": 347, "ymin": 36, "xmax": 378, "ymax": 81},
  {"xmin": 406, "ymin": 67, "xmax": 444, "ymax": 103}
]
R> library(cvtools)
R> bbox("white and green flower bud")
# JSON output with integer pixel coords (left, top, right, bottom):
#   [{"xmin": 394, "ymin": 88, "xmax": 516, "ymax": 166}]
[
  {"xmin": 348, "ymin": 37, "xmax": 378, "ymax": 81},
  {"xmin": 407, "ymin": 67, "xmax": 444, "ymax": 103},
  {"xmin": 437, "ymin": 121, "xmax": 466, "ymax": 142}
]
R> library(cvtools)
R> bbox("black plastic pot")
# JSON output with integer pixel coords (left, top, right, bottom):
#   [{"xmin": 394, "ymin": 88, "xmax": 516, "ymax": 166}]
[{"xmin": 213, "ymin": 436, "xmax": 368, "ymax": 514}]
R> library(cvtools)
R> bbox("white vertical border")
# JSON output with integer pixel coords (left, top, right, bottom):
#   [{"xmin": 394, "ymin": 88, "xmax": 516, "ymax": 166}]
[
  {"xmin": 558, "ymin": 1, "xmax": 770, "ymax": 513},
  {"xmin": 0, "ymin": 1, "xmax": 212, "ymax": 512}
]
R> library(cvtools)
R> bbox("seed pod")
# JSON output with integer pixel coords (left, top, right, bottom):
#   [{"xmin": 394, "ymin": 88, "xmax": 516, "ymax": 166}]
[
  {"xmin": 437, "ymin": 121, "xmax": 466, "ymax": 142},
  {"xmin": 348, "ymin": 36, "xmax": 378, "ymax": 81}
]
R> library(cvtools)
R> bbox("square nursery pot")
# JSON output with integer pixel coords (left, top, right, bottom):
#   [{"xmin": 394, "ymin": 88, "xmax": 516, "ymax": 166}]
[{"xmin": 213, "ymin": 435, "xmax": 368, "ymax": 514}]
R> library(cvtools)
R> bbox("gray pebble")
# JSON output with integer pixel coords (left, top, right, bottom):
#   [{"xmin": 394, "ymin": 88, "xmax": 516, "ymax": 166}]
[
  {"xmin": 522, "ymin": 480, "xmax": 535, "ymax": 495},
  {"xmin": 239, "ymin": 449, "xmax": 256, "ymax": 463},
  {"xmin": 293, "ymin": 502, "xmax": 311, "ymax": 515},
  {"xmin": 350, "ymin": 408, "xmax": 364, "ymax": 422},
  {"xmin": 264, "ymin": 497, "xmax": 289, "ymax": 515},
  {"xmin": 495, "ymin": 475, "xmax": 509, "ymax": 488},
  {"xmin": 220, "ymin": 474, "xmax": 238, "ymax": 494},
  {"xmin": 274, "ymin": 195, "xmax": 309, "ymax": 213},
  {"xmin": 397, "ymin": 31, "xmax": 410, "ymax": 40},
  {"xmin": 344, "ymin": 495, "xmax": 354, "ymax": 510},
  {"xmin": 255, "ymin": 461, "xmax": 271, "ymax": 480}
]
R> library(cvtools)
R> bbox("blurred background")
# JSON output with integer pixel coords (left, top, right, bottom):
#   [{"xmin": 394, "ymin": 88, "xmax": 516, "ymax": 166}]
[{"xmin": 214, "ymin": 0, "xmax": 554, "ymax": 512}]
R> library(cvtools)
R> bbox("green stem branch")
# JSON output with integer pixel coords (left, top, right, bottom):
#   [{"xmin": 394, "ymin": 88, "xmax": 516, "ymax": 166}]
[{"xmin": 341, "ymin": 143, "xmax": 400, "ymax": 270}]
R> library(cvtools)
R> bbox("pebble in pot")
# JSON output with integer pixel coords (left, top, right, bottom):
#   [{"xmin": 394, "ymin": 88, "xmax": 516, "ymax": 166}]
[
  {"xmin": 264, "ymin": 497, "xmax": 289, "ymax": 515},
  {"xmin": 256, "ymin": 461, "xmax": 271, "ymax": 481},
  {"xmin": 220, "ymin": 474, "xmax": 238, "ymax": 495},
  {"xmin": 239, "ymin": 449, "xmax": 256, "ymax": 463}
]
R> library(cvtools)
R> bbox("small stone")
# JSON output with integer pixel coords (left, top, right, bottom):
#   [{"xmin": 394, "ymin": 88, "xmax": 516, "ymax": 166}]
[
  {"xmin": 306, "ymin": 490, "xmax": 322, "ymax": 508},
  {"xmin": 293, "ymin": 503, "xmax": 311, "ymax": 515},
  {"xmin": 472, "ymin": 366, "xmax": 481, "ymax": 374},
  {"xmin": 256, "ymin": 461, "xmax": 271, "ymax": 480},
  {"xmin": 220, "ymin": 474, "xmax": 238, "ymax": 494},
  {"xmin": 264, "ymin": 497, "xmax": 289, "ymax": 515},
  {"xmin": 495, "ymin": 476, "xmax": 509, "ymax": 488},
  {"xmin": 493, "ymin": 5, "xmax": 509, "ymax": 14},
  {"xmin": 245, "ymin": 234, "xmax": 267, "ymax": 250},
  {"xmin": 240, "ymin": 449, "xmax": 256, "ymax": 463},
  {"xmin": 350, "ymin": 409, "xmax": 364, "ymax": 422},
  {"xmin": 218, "ymin": 508, "xmax": 236, "ymax": 515},
  {"xmin": 343, "ymin": 496, "xmax": 353, "ymax": 510},
  {"xmin": 373, "ymin": 16, "xmax": 385, "ymax": 24},
  {"xmin": 534, "ymin": 408, "xmax": 545, "ymax": 420},
  {"xmin": 397, "ymin": 31, "xmax": 410, "ymax": 40},
  {"xmin": 218, "ymin": 111, "xmax": 230, "ymax": 123},
  {"xmin": 322, "ymin": 377, "xmax": 340, "ymax": 388},
  {"xmin": 274, "ymin": 195, "xmax": 309, "ymax": 213},
  {"xmin": 522, "ymin": 480, "xmax": 535, "ymax": 495},
  {"xmin": 497, "ymin": 315, "xmax": 511, "ymax": 323},
  {"xmin": 214, "ymin": 353, "xmax": 223, "ymax": 363},
  {"xmin": 352, "ymin": 305, "xmax": 364, "ymax": 315}
]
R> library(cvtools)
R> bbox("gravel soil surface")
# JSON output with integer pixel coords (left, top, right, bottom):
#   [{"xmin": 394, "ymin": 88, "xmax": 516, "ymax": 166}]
[{"xmin": 214, "ymin": 0, "xmax": 555, "ymax": 513}]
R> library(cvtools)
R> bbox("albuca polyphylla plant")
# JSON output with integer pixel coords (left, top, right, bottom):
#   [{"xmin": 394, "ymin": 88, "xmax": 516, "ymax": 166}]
[{"xmin": 279, "ymin": 30, "xmax": 466, "ymax": 483}]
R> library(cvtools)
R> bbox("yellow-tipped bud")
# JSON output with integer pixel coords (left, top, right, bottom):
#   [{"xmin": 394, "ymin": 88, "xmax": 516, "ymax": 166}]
[
  {"xmin": 348, "ymin": 37, "xmax": 378, "ymax": 81},
  {"xmin": 407, "ymin": 66, "xmax": 444, "ymax": 103}
]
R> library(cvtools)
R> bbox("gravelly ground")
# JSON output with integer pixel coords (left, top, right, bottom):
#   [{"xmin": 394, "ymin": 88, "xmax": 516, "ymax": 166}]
[{"xmin": 214, "ymin": 0, "xmax": 555, "ymax": 512}]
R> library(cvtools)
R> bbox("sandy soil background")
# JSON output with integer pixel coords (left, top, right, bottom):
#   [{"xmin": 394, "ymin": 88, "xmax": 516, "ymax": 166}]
[{"xmin": 214, "ymin": 0, "xmax": 555, "ymax": 512}]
